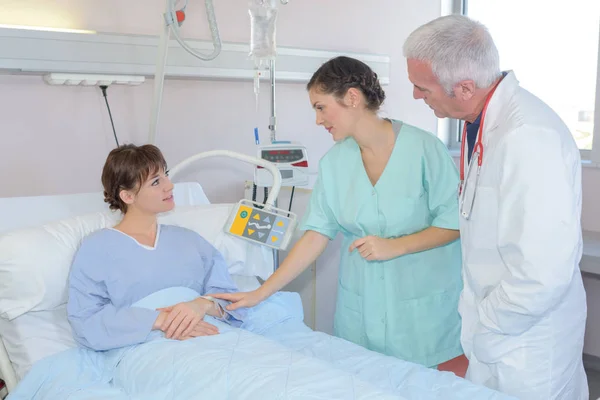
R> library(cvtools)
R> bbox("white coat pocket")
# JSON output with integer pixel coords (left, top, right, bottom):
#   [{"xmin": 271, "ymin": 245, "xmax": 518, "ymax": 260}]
[{"xmin": 472, "ymin": 322, "xmax": 524, "ymax": 365}]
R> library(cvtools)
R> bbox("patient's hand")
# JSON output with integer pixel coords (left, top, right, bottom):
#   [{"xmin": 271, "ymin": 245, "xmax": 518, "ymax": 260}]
[
  {"xmin": 180, "ymin": 322, "xmax": 221, "ymax": 340},
  {"xmin": 152, "ymin": 311, "xmax": 169, "ymax": 331},
  {"xmin": 157, "ymin": 299, "xmax": 219, "ymax": 340}
]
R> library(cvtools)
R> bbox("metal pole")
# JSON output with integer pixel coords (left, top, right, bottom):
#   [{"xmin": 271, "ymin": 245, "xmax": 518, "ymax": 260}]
[
  {"xmin": 149, "ymin": 6, "xmax": 171, "ymax": 144},
  {"xmin": 269, "ymin": 59, "xmax": 277, "ymax": 143},
  {"xmin": 268, "ymin": 59, "xmax": 280, "ymax": 269}
]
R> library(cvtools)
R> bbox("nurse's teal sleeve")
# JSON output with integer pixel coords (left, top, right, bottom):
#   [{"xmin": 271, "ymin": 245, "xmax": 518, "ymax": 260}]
[
  {"xmin": 299, "ymin": 163, "xmax": 340, "ymax": 240},
  {"xmin": 67, "ymin": 242, "xmax": 159, "ymax": 351},
  {"xmin": 422, "ymin": 137, "xmax": 460, "ymax": 230}
]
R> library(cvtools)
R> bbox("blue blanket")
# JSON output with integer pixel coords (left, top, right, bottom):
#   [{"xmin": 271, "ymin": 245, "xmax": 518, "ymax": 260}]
[{"xmin": 8, "ymin": 289, "xmax": 515, "ymax": 399}]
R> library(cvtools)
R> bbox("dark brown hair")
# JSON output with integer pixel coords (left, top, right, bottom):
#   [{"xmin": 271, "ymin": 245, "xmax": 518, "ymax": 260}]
[
  {"xmin": 101, "ymin": 144, "xmax": 167, "ymax": 213},
  {"xmin": 307, "ymin": 56, "xmax": 386, "ymax": 111}
]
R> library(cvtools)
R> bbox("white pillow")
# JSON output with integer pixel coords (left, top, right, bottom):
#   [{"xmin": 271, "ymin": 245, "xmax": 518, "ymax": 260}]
[
  {"xmin": 0, "ymin": 306, "xmax": 76, "ymax": 380},
  {"xmin": 0, "ymin": 211, "xmax": 120, "ymax": 320},
  {"xmin": 0, "ymin": 204, "xmax": 273, "ymax": 320}
]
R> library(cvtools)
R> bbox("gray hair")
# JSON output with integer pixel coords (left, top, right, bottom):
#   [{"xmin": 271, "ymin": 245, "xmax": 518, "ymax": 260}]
[{"xmin": 403, "ymin": 15, "xmax": 501, "ymax": 94}]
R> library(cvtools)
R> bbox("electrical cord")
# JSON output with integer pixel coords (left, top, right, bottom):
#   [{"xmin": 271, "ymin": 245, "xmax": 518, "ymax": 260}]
[
  {"xmin": 99, "ymin": 85, "xmax": 120, "ymax": 147},
  {"xmin": 288, "ymin": 186, "xmax": 295, "ymax": 216}
]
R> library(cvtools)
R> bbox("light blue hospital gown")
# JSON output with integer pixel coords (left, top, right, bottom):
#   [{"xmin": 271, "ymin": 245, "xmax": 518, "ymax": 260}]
[
  {"xmin": 67, "ymin": 225, "xmax": 245, "ymax": 351},
  {"xmin": 300, "ymin": 120, "xmax": 463, "ymax": 367}
]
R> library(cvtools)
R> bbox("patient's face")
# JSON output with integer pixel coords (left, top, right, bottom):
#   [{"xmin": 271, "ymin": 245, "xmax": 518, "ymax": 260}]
[{"xmin": 130, "ymin": 168, "xmax": 175, "ymax": 215}]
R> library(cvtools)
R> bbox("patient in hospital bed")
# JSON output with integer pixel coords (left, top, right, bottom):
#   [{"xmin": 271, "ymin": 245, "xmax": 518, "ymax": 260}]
[
  {"xmin": 5, "ymin": 143, "xmax": 516, "ymax": 399},
  {"xmin": 67, "ymin": 143, "xmax": 245, "ymax": 351}
]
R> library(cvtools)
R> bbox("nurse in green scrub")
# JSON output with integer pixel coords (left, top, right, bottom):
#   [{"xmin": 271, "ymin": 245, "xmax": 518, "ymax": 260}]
[{"xmin": 214, "ymin": 56, "xmax": 464, "ymax": 369}]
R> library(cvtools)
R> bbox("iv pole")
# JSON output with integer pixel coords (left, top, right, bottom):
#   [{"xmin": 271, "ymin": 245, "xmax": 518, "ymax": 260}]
[
  {"xmin": 269, "ymin": 59, "xmax": 277, "ymax": 144},
  {"xmin": 256, "ymin": 0, "xmax": 292, "ymax": 270},
  {"xmin": 149, "ymin": 0, "xmax": 289, "ymax": 269},
  {"xmin": 268, "ymin": 59, "xmax": 280, "ymax": 269}
]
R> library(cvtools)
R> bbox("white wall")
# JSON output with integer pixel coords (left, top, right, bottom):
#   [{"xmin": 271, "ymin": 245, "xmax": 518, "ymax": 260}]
[
  {"xmin": 583, "ymin": 167, "xmax": 600, "ymax": 357},
  {"xmin": 583, "ymin": 168, "xmax": 600, "ymax": 232},
  {"xmin": 582, "ymin": 167, "xmax": 600, "ymax": 358}
]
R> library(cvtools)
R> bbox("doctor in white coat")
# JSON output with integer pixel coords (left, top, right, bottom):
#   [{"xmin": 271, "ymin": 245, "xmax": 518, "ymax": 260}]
[{"xmin": 403, "ymin": 15, "xmax": 588, "ymax": 399}]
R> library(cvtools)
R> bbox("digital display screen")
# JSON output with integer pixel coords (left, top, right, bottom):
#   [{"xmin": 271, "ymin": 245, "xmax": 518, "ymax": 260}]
[{"xmin": 261, "ymin": 149, "xmax": 304, "ymax": 163}]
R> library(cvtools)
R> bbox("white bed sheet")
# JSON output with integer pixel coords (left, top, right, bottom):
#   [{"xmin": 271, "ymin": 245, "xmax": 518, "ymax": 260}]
[{"xmin": 0, "ymin": 307, "xmax": 74, "ymax": 381}]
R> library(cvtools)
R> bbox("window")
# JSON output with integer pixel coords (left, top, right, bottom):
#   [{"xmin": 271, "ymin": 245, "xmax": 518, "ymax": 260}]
[{"xmin": 446, "ymin": 0, "xmax": 600, "ymax": 163}]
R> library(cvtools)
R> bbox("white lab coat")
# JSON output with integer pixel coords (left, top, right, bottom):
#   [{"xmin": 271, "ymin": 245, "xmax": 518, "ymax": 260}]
[{"xmin": 458, "ymin": 71, "xmax": 588, "ymax": 400}]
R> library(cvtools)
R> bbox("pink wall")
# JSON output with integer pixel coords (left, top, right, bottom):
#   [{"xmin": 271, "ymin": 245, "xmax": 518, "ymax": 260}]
[
  {"xmin": 1, "ymin": 0, "xmax": 599, "ymax": 338},
  {"xmin": 2, "ymin": 1, "xmax": 597, "ymax": 233},
  {"xmin": 0, "ymin": 0, "xmax": 445, "ymax": 336},
  {"xmin": 0, "ymin": 0, "xmax": 439, "ymax": 203}
]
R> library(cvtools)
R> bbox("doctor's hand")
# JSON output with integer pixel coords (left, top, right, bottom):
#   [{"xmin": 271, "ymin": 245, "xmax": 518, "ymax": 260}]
[
  {"xmin": 211, "ymin": 290, "xmax": 265, "ymax": 311},
  {"xmin": 156, "ymin": 299, "xmax": 219, "ymax": 340},
  {"xmin": 349, "ymin": 236, "xmax": 402, "ymax": 261}
]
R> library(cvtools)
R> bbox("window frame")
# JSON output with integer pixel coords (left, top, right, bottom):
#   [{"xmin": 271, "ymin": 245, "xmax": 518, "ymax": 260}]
[{"xmin": 441, "ymin": 0, "xmax": 600, "ymax": 164}]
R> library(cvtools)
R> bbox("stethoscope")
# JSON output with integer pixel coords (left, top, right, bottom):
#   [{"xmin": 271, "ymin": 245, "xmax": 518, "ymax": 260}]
[{"xmin": 459, "ymin": 79, "xmax": 503, "ymax": 220}]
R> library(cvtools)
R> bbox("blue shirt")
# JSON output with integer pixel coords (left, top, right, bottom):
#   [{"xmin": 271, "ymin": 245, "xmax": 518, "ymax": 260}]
[
  {"xmin": 466, "ymin": 114, "xmax": 481, "ymax": 164},
  {"xmin": 67, "ymin": 225, "xmax": 245, "ymax": 351}
]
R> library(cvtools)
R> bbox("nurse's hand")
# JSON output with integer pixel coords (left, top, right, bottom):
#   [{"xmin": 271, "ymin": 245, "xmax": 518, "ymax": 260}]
[
  {"xmin": 349, "ymin": 235, "xmax": 401, "ymax": 261},
  {"xmin": 211, "ymin": 290, "xmax": 265, "ymax": 311}
]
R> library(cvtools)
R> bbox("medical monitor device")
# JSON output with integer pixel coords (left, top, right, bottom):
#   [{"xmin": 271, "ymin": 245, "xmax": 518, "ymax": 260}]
[
  {"xmin": 169, "ymin": 150, "xmax": 297, "ymax": 251},
  {"xmin": 254, "ymin": 142, "xmax": 309, "ymax": 187},
  {"xmin": 224, "ymin": 199, "xmax": 296, "ymax": 250}
]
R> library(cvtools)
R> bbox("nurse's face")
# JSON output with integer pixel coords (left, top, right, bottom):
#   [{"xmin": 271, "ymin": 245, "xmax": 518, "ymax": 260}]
[
  {"xmin": 308, "ymin": 88, "xmax": 355, "ymax": 142},
  {"xmin": 407, "ymin": 58, "xmax": 462, "ymax": 119}
]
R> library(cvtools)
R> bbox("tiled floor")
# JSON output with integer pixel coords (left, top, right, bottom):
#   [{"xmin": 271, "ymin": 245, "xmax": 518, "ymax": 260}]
[{"xmin": 588, "ymin": 368, "xmax": 600, "ymax": 400}]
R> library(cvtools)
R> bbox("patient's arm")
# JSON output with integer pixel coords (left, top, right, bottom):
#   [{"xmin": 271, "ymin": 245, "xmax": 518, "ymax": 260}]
[
  {"xmin": 67, "ymin": 282, "xmax": 161, "ymax": 350},
  {"xmin": 195, "ymin": 235, "xmax": 248, "ymax": 325},
  {"xmin": 200, "ymin": 297, "xmax": 227, "ymax": 318},
  {"xmin": 67, "ymin": 243, "xmax": 161, "ymax": 351}
]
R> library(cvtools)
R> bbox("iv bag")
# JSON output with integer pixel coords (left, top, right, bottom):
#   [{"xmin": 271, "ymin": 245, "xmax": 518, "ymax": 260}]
[{"xmin": 249, "ymin": 0, "xmax": 278, "ymax": 66}]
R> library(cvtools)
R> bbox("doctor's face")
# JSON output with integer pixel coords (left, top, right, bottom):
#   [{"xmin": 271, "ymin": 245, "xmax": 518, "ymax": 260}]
[
  {"xmin": 308, "ymin": 88, "xmax": 355, "ymax": 142},
  {"xmin": 407, "ymin": 58, "xmax": 461, "ymax": 119}
]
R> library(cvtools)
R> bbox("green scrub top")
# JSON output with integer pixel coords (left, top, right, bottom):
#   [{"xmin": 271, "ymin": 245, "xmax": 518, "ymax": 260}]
[{"xmin": 300, "ymin": 120, "xmax": 463, "ymax": 367}]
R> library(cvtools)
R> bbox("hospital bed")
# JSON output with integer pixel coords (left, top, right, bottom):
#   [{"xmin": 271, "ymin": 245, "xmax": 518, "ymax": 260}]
[{"xmin": 0, "ymin": 182, "xmax": 515, "ymax": 399}]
